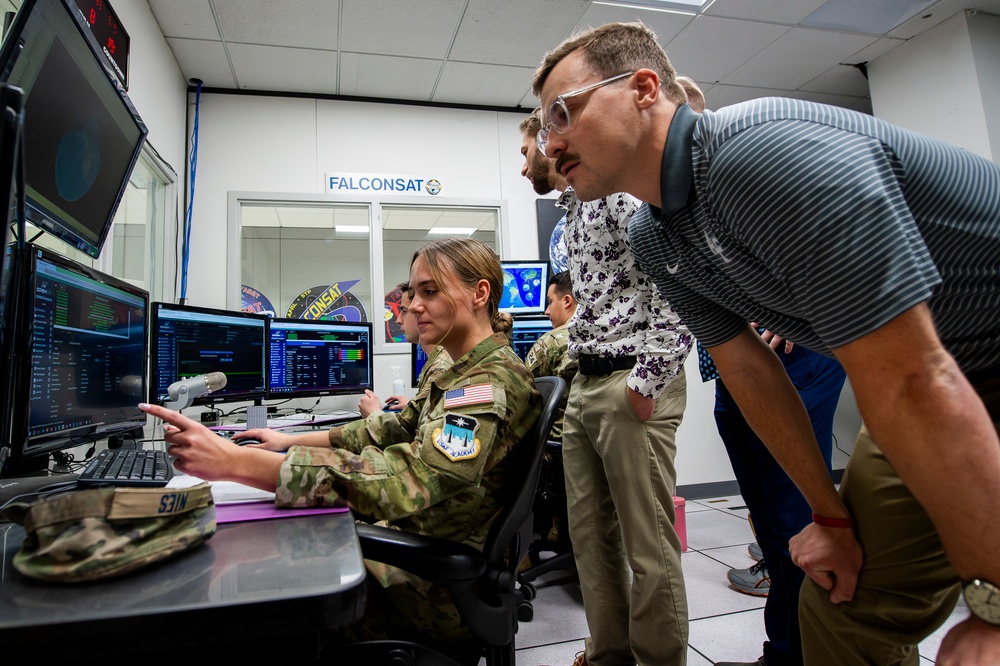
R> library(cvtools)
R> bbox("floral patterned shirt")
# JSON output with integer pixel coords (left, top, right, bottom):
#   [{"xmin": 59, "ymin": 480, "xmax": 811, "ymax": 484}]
[{"xmin": 557, "ymin": 188, "xmax": 692, "ymax": 399}]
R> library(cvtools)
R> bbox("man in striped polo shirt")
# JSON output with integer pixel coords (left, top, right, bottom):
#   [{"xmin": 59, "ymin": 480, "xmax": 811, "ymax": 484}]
[{"xmin": 533, "ymin": 21, "xmax": 1000, "ymax": 666}]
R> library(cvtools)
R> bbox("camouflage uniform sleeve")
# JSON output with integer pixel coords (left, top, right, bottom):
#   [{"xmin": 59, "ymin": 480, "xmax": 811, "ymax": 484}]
[
  {"xmin": 332, "ymin": 397, "xmax": 422, "ymax": 452},
  {"xmin": 275, "ymin": 384, "xmax": 508, "ymax": 520}
]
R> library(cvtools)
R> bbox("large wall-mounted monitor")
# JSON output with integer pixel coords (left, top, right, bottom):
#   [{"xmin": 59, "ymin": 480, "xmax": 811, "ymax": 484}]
[
  {"xmin": 268, "ymin": 318, "xmax": 373, "ymax": 399},
  {"xmin": 149, "ymin": 302, "xmax": 268, "ymax": 406},
  {"xmin": 511, "ymin": 316, "xmax": 554, "ymax": 362},
  {"xmin": 0, "ymin": 0, "xmax": 147, "ymax": 258},
  {"xmin": 4, "ymin": 243, "xmax": 148, "ymax": 474},
  {"xmin": 499, "ymin": 261, "xmax": 550, "ymax": 315}
]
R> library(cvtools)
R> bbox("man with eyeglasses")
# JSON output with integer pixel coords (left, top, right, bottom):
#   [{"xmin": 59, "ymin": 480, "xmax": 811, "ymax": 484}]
[
  {"xmin": 520, "ymin": 109, "xmax": 693, "ymax": 666},
  {"xmin": 533, "ymin": 21, "xmax": 1000, "ymax": 666}
]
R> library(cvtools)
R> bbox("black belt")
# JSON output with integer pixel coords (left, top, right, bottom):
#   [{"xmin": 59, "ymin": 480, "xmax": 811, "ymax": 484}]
[{"xmin": 578, "ymin": 354, "xmax": 637, "ymax": 376}]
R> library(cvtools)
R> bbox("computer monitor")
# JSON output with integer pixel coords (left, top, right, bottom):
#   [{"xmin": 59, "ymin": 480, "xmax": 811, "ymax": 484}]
[
  {"xmin": 411, "ymin": 344, "xmax": 428, "ymax": 389},
  {"xmin": 4, "ymin": 243, "xmax": 148, "ymax": 474},
  {"xmin": 268, "ymin": 318, "xmax": 373, "ymax": 399},
  {"xmin": 149, "ymin": 302, "xmax": 268, "ymax": 406},
  {"xmin": 511, "ymin": 316, "xmax": 554, "ymax": 362},
  {"xmin": 0, "ymin": 0, "xmax": 148, "ymax": 258},
  {"xmin": 500, "ymin": 261, "xmax": 550, "ymax": 315}
]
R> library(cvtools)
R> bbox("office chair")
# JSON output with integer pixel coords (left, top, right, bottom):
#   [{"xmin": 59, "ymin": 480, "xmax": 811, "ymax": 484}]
[
  {"xmin": 515, "ymin": 438, "xmax": 577, "ymax": 622},
  {"xmin": 340, "ymin": 376, "xmax": 566, "ymax": 666}
]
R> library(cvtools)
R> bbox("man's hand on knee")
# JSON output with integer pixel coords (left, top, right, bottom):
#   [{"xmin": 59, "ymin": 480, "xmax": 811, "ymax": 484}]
[{"xmin": 789, "ymin": 522, "xmax": 863, "ymax": 604}]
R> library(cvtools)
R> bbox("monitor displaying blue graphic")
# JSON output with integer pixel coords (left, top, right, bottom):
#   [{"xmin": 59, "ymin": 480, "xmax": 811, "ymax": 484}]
[
  {"xmin": 499, "ymin": 261, "xmax": 549, "ymax": 315},
  {"xmin": 411, "ymin": 344, "xmax": 428, "ymax": 389},
  {"xmin": 511, "ymin": 316, "xmax": 553, "ymax": 362}
]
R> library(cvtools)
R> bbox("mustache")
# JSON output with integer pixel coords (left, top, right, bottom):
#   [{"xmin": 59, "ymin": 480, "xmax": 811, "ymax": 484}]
[{"xmin": 555, "ymin": 153, "xmax": 578, "ymax": 175}]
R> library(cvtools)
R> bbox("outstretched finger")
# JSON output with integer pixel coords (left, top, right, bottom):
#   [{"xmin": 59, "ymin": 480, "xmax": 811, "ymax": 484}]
[{"xmin": 139, "ymin": 402, "xmax": 201, "ymax": 431}]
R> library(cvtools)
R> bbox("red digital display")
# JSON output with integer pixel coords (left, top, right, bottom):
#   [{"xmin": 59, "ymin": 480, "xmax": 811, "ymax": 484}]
[{"xmin": 74, "ymin": 0, "xmax": 129, "ymax": 89}]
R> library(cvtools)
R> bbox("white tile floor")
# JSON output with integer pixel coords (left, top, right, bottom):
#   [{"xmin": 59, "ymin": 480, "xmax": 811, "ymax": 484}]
[{"xmin": 511, "ymin": 494, "xmax": 969, "ymax": 665}]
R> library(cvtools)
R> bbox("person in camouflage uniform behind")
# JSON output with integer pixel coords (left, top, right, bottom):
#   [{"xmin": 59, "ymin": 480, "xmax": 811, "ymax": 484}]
[
  {"xmin": 525, "ymin": 270, "xmax": 579, "ymax": 441},
  {"xmin": 141, "ymin": 237, "xmax": 541, "ymax": 659}
]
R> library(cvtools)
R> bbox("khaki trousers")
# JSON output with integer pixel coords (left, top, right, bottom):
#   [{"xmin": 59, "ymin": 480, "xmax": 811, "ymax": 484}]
[
  {"xmin": 563, "ymin": 368, "xmax": 688, "ymax": 666},
  {"xmin": 799, "ymin": 372, "xmax": 1000, "ymax": 665}
]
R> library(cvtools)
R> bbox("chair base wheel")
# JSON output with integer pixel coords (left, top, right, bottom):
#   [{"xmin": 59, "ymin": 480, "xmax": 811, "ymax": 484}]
[{"xmin": 517, "ymin": 601, "xmax": 534, "ymax": 623}]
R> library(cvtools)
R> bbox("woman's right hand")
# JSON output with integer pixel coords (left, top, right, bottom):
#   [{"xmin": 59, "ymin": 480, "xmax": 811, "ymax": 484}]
[{"xmin": 234, "ymin": 428, "xmax": 292, "ymax": 451}]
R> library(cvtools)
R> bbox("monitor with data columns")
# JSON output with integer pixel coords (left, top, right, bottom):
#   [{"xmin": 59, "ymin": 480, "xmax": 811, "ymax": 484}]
[
  {"xmin": 149, "ymin": 302, "xmax": 268, "ymax": 406},
  {"xmin": 0, "ymin": 0, "xmax": 147, "ymax": 258},
  {"xmin": 4, "ymin": 243, "xmax": 148, "ymax": 474},
  {"xmin": 499, "ymin": 261, "xmax": 549, "ymax": 315},
  {"xmin": 268, "ymin": 318, "xmax": 373, "ymax": 399}
]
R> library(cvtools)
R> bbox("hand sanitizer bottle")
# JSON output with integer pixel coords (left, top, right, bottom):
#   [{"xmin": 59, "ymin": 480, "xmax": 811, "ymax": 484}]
[{"xmin": 391, "ymin": 366, "xmax": 405, "ymax": 397}]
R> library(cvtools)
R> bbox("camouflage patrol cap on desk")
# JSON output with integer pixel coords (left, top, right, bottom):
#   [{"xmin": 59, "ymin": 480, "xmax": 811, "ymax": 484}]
[{"xmin": 0, "ymin": 482, "xmax": 216, "ymax": 582}]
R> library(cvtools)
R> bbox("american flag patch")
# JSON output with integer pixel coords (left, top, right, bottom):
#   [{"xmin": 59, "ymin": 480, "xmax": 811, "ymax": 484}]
[{"xmin": 444, "ymin": 384, "xmax": 493, "ymax": 408}]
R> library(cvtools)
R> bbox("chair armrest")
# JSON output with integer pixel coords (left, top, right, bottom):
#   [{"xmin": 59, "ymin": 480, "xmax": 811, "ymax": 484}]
[{"xmin": 355, "ymin": 523, "xmax": 487, "ymax": 582}]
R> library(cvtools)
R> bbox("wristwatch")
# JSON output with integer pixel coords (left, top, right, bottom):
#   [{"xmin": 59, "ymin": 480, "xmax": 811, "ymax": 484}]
[{"xmin": 963, "ymin": 579, "xmax": 1000, "ymax": 626}]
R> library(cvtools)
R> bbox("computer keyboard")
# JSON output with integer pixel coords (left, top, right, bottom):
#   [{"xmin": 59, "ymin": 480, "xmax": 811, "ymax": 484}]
[{"xmin": 78, "ymin": 449, "xmax": 174, "ymax": 488}]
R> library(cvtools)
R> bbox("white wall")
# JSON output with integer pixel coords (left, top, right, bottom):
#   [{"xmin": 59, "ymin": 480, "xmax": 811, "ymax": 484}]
[
  {"xmin": 868, "ymin": 10, "xmax": 999, "ymax": 161},
  {"xmin": 113, "ymin": 0, "xmax": 187, "ymax": 195}
]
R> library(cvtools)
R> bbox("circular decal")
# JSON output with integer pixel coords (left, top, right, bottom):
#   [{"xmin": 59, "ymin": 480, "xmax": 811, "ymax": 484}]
[
  {"xmin": 384, "ymin": 285, "xmax": 406, "ymax": 343},
  {"xmin": 241, "ymin": 285, "xmax": 276, "ymax": 316},
  {"xmin": 286, "ymin": 280, "xmax": 368, "ymax": 322},
  {"xmin": 425, "ymin": 179, "xmax": 442, "ymax": 195}
]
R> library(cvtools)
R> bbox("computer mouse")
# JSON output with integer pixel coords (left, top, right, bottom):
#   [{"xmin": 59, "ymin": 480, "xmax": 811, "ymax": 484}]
[{"xmin": 234, "ymin": 437, "xmax": 262, "ymax": 446}]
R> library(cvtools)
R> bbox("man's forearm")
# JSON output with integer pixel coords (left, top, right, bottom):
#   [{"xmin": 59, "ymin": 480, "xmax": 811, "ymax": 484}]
[{"xmin": 711, "ymin": 328, "xmax": 848, "ymax": 518}]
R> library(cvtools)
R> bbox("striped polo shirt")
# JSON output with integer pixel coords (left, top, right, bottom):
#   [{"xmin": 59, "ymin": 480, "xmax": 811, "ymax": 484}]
[{"xmin": 628, "ymin": 99, "xmax": 1000, "ymax": 374}]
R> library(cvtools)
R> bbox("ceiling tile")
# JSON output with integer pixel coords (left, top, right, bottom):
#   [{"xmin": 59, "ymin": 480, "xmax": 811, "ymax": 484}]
[
  {"xmin": 165, "ymin": 38, "xmax": 236, "ymax": 87},
  {"xmin": 434, "ymin": 61, "xmax": 536, "ymax": 107},
  {"xmin": 723, "ymin": 26, "xmax": 877, "ymax": 90},
  {"xmin": 148, "ymin": 0, "xmax": 221, "ymax": 40},
  {"xmin": 340, "ymin": 53, "xmax": 441, "ymax": 101},
  {"xmin": 664, "ymin": 15, "xmax": 789, "ymax": 83},
  {"xmin": 704, "ymin": 0, "xmax": 828, "ymax": 24},
  {"xmin": 847, "ymin": 36, "xmax": 908, "ymax": 63},
  {"xmin": 340, "ymin": 0, "xmax": 466, "ymax": 58},
  {"xmin": 703, "ymin": 83, "xmax": 790, "ymax": 110},
  {"xmin": 213, "ymin": 0, "xmax": 338, "ymax": 49},
  {"xmin": 800, "ymin": 62, "xmax": 870, "ymax": 95},
  {"xmin": 449, "ymin": 0, "xmax": 590, "ymax": 67},
  {"xmin": 787, "ymin": 89, "xmax": 866, "ymax": 108},
  {"xmin": 572, "ymin": 3, "xmax": 695, "ymax": 45},
  {"xmin": 228, "ymin": 43, "xmax": 338, "ymax": 94}
]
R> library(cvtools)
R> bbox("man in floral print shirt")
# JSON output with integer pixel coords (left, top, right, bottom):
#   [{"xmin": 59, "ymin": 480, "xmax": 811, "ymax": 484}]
[{"xmin": 520, "ymin": 110, "xmax": 693, "ymax": 666}]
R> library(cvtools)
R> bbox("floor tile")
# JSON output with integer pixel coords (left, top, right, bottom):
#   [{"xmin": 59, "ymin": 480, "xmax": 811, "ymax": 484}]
[
  {"xmin": 688, "ymin": 608, "xmax": 767, "ymax": 664},
  {"xmin": 516, "ymin": 576, "xmax": 588, "ymax": 650},
  {"xmin": 917, "ymin": 600, "xmax": 967, "ymax": 663},
  {"xmin": 685, "ymin": 505, "xmax": 755, "ymax": 551},
  {"xmin": 682, "ymin": 550, "xmax": 767, "ymax": 621},
  {"xmin": 697, "ymin": 543, "xmax": 762, "ymax": 570}
]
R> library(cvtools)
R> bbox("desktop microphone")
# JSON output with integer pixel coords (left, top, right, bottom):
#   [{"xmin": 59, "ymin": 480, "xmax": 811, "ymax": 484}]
[{"xmin": 163, "ymin": 372, "xmax": 227, "ymax": 411}]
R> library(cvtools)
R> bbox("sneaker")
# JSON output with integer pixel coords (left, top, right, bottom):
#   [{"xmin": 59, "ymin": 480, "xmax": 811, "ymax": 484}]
[
  {"xmin": 716, "ymin": 658, "xmax": 766, "ymax": 666},
  {"xmin": 571, "ymin": 650, "xmax": 588, "ymax": 666},
  {"xmin": 748, "ymin": 542, "xmax": 763, "ymax": 561},
  {"xmin": 727, "ymin": 560, "xmax": 770, "ymax": 596}
]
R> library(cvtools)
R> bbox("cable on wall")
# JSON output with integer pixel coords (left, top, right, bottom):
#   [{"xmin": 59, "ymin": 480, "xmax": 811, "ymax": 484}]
[{"xmin": 180, "ymin": 78, "xmax": 203, "ymax": 303}]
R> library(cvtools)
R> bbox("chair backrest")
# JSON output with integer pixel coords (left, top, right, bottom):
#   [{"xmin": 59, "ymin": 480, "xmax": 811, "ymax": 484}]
[{"xmin": 482, "ymin": 376, "xmax": 566, "ymax": 569}]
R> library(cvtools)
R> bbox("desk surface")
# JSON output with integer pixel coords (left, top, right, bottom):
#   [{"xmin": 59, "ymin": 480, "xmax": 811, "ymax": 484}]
[{"xmin": 0, "ymin": 511, "xmax": 366, "ymax": 660}]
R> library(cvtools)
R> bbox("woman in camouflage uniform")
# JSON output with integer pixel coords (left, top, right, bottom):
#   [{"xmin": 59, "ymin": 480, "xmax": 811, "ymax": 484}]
[{"xmin": 141, "ymin": 237, "xmax": 541, "ymax": 659}]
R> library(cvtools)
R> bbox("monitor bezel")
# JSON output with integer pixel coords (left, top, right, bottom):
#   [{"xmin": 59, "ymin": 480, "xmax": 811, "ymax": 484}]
[
  {"xmin": 8, "ymin": 243, "xmax": 150, "ymax": 468},
  {"xmin": 267, "ymin": 317, "xmax": 374, "ymax": 400},
  {"xmin": 510, "ymin": 314, "xmax": 554, "ymax": 362},
  {"xmin": 499, "ymin": 260, "xmax": 551, "ymax": 315},
  {"xmin": 411, "ymin": 343, "xmax": 428, "ymax": 389},
  {"xmin": 148, "ymin": 301, "xmax": 270, "ymax": 407},
  {"xmin": 0, "ymin": 0, "xmax": 148, "ymax": 259}
]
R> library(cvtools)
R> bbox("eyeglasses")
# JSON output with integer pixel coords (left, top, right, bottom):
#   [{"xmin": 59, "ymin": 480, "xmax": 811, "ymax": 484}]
[{"xmin": 536, "ymin": 71, "xmax": 634, "ymax": 154}]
